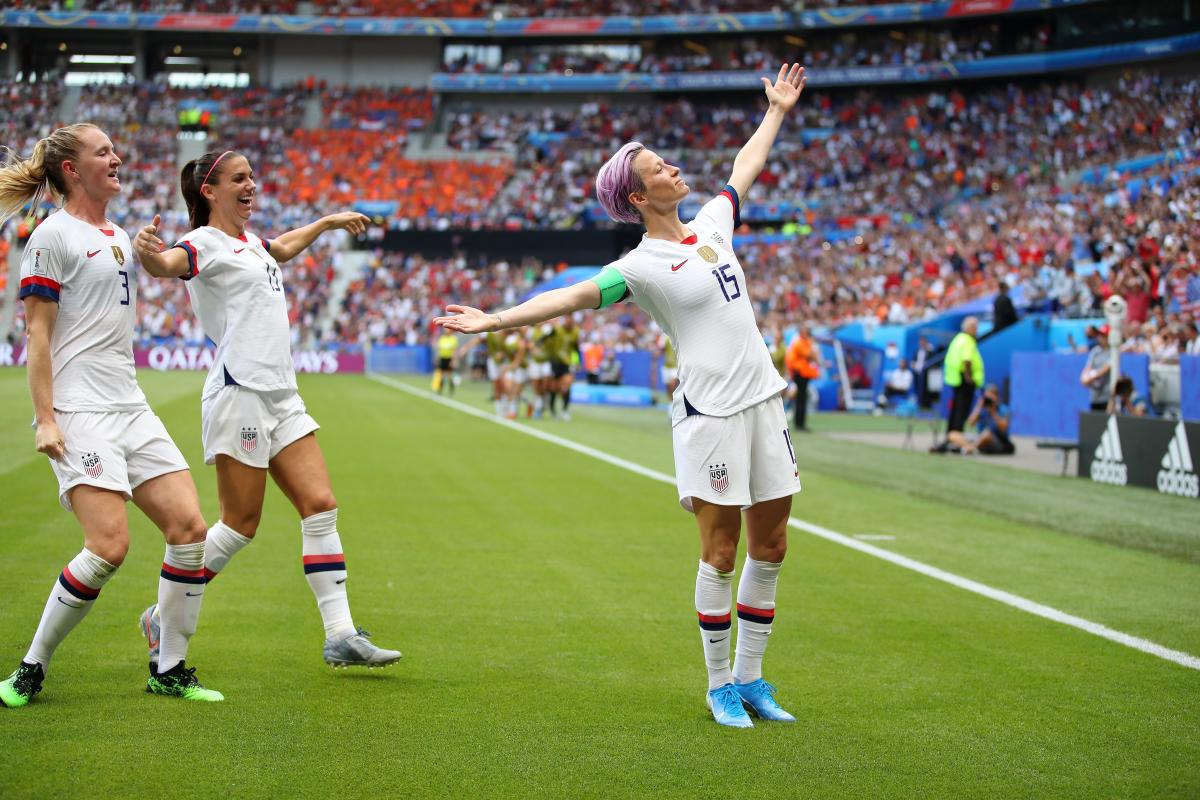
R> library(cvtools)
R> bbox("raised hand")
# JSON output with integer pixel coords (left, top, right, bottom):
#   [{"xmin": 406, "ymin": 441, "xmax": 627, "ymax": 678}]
[
  {"xmin": 134, "ymin": 213, "xmax": 166, "ymax": 259},
  {"xmin": 323, "ymin": 212, "xmax": 370, "ymax": 235},
  {"xmin": 434, "ymin": 304, "xmax": 499, "ymax": 335},
  {"xmin": 761, "ymin": 63, "xmax": 806, "ymax": 113}
]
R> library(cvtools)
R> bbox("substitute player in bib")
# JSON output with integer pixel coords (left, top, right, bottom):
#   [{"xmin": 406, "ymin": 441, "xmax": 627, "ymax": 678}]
[
  {"xmin": 132, "ymin": 149, "xmax": 401, "ymax": 669},
  {"xmin": 438, "ymin": 64, "xmax": 807, "ymax": 729},
  {"xmin": 0, "ymin": 124, "xmax": 221, "ymax": 707}
]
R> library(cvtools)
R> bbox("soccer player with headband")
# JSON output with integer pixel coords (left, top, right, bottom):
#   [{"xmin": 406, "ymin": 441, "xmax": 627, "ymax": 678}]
[
  {"xmin": 133, "ymin": 149, "xmax": 403, "ymax": 670},
  {"xmin": 438, "ymin": 64, "xmax": 808, "ymax": 728},
  {"xmin": 0, "ymin": 124, "xmax": 222, "ymax": 706}
]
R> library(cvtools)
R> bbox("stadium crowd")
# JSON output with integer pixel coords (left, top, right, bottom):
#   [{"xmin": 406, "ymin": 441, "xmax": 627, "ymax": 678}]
[
  {"xmin": 5, "ymin": 0, "xmax": 902, "ymax": 17},
  {"xmin": 441, "ymin": 25, "xmax": 1033, "ymax": 75}
]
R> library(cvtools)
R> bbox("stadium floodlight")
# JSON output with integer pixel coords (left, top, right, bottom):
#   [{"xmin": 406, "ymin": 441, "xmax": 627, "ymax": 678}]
[{"xmin": 69, "ymin": 55, "xmax": 136, "ymax": 64}]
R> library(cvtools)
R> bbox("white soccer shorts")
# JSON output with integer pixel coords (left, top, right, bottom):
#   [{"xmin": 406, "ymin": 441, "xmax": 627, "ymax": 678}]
[
  {"xmin": 671, "ymin": 394, "xmax": 801, "ymax": 512},
  {"xmin": 201, "ymin": 385, "xmax": 319, "ymax": 469},
  {"xmin": 487, "ymin": 357, "xmax": 501, "ymax": 381},
  {"xmin": 48, "ymin": 409, "xmax": 190, "ymax": 511},
  {"xmin": 661, "ymin": 366, "xmax": 679, "ymax": 385},
  {"xmin": 529, "ymin": 361, "xmax": 552, "ymax": 380}
]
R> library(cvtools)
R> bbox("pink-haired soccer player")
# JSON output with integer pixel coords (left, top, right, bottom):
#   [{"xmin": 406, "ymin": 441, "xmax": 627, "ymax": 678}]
[{"xmin": 438, "ymin": 64, "xmax": 807, "ymax": 728}]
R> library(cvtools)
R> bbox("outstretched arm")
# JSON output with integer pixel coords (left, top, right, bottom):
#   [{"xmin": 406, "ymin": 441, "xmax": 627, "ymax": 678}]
[
  {"xmin": 436, "ymin": 280, "xmax": 601, "ymax": 335},
  {"xmin": 269, "ymin": 211, "xmax": 369, "ymax": 264},
  {"xmin": 133, "ymin": 214, "xmax": 192, "ymax": 278},
  {"xmin": 726, "ymin": 63, "xmax": 807, "ymax": 200}
]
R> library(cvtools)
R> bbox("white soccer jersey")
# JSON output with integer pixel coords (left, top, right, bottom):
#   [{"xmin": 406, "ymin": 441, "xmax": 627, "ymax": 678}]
[
  {"xmin": 173, "ymin": 226, "xmax": 294, "ymax": 400},
  {"xmin": 602, "ymin": 188, "xmax": 785, "ymax": 426},
  {"xmin": 18, "ymin": 210, "xmax": 147, "ymax": 412}
]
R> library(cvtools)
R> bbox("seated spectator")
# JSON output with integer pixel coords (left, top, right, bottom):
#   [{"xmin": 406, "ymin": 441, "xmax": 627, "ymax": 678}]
[
  {"xmin": 883, "ymin": 358, "xmax": 914, "ymax": 401},
  {"xmin": 1108, "ymin": 376, "xmax": 1148, "ymax": 416}
]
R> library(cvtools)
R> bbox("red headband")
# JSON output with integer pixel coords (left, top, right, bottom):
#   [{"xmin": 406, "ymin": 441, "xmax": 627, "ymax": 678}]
[{"xmin": 201, "ymin": 150, "xmax": 234, "ymax": 187}]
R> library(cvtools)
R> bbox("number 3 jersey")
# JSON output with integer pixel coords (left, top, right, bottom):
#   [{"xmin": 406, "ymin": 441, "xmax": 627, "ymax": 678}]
[
  {"xmin": 173, "ymin": 226, "xmax": 295, "ymax": 400},
  {"xmin": 593, "ymin": 188, "xmax": 785, "ymax": 427},
  {"xmin": 18, "ymin": 210, "xmax": 147, "ymax": 412}
]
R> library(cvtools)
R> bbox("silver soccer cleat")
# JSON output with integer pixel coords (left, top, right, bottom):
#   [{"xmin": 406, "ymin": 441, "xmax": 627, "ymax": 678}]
[{"xmin": 323, "ymin": 627, "xmax": 402, "ymax": 669}]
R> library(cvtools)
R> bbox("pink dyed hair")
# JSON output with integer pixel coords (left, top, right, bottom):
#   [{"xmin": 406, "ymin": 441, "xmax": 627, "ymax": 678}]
[{"xmin": 595, "ymin": 141, "xmax": 646, "ymax": 224}]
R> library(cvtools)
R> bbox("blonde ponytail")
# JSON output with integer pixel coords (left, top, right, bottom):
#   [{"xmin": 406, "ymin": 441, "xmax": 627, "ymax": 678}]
[{"xmin": 0, "ymin": 123, "xmax": 99, "ymax": 224}]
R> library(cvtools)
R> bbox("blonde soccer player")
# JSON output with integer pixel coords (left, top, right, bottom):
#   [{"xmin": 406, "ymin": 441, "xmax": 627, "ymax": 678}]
[
  {"xmin": 438, "ymin": 65, "xmax": 808, "ymax": 728},
  {"xmin": 0, "ymin": 124, "xmax": 221, "ymax": 707},
  {"xmin": 132, "ymin": 149, "xmax": 401, "ymax": 669}
]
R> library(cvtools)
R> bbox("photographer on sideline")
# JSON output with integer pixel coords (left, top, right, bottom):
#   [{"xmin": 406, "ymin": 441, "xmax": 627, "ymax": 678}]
[{"xmin": 965, "ymin": 384, "xmax": 1016, "ymax": 455}]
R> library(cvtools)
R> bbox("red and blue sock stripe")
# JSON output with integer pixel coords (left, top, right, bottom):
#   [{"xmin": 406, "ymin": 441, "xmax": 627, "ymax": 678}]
[
  {"xmin": 58, "ymin": 565, "xmax": 100, "ymax": 601},
  {"xmin": 736, "ymin": 603, "xmax": 775, "ymax": 625},
  {"xmin": 698, "ymin": 611, "xmax": 732, "ymax": 632},
  {"xmin": 160, "ymin": 563, "xmax": 206, "ymax": 585},
  {"xmin": 303, "ymin": 553, "xmax": 346, "ymax": 574}
]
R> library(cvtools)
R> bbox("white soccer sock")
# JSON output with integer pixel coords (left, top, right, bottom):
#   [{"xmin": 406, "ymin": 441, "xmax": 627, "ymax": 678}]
[
  {"xmin": 696, "ymin": 560, "xmax": 735, "ymax": 690},
  {"xmin": 157, "ymin": 541, "xmax": 206, "ymax": 674},
  {"xmin": 301, "ymin": 509, "xmax": 356, "ymax": 640},
  {"xmin": 204, "ymin": 520, "xmax": 253, "ymax": 581},
  {"xmin": 732, "ymin": 556, "xmax": 782, "ymax": 685},
  {"xmin": 24, "ymin": 549, "xmax": 118, "ymax": 673}
]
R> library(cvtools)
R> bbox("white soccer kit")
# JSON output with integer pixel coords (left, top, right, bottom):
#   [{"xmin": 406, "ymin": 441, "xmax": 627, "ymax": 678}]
[
  {"xmin": 593, "ymin": 187, "xmax": 799, "ymax": 510},
  {"xmin": 19, "ymin": 210, "xmax": 187, "ymax": 508},
  {"xmin": 173, "ymin": 226, "xmax": 317, "ymax": 466}
]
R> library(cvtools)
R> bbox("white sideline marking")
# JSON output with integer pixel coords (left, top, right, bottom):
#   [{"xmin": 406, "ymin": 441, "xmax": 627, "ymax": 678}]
[
  {"xmin": 853, "ymin": 534, "xmax": 897, "ymax": 541},
  {"xmin": 370, "ymin": 373, "xmax": 1200, "ymax": 672}
]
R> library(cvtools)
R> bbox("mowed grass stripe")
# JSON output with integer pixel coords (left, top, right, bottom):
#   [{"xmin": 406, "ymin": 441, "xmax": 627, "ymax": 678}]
[
  {"xmin": 2, "ymin": 371, "xmax": 1198, "ymax": 798},
  {"xmin": 370, "ymin": 374, "xmax": 1200, "ymax": 673}
]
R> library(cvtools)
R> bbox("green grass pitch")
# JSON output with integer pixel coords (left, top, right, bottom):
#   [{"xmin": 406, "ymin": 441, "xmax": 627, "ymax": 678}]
[{"xmin": 0, "ymin": 369, "xmax": 1197, "ymax": 798}]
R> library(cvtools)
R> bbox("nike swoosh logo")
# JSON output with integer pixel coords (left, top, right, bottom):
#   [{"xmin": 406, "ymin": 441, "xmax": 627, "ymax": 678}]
[
  {"xmin": 233, "ymin": 248, "xmax": 245, "ymax": 254},
  {"xmin": 335, "ymin": 578, "xmax": 347, "ymax": 585},
  {"xmin": 185, "ymin": 591, "xmax": 203, "ymax": 597},
  {"xmin": 671, "ymin": 260, "xmax": 688, "ymax": 272},
  {"xmin": 708, "ymin": 637, "xmax": 728, "ymax": 644},
  {"xmin": 57, "ymin": 597, "xmax": 84, "ymax": 609},
  {"xmin": 86, "ymin": 249, "xmax": 101, "ymax": 258}
]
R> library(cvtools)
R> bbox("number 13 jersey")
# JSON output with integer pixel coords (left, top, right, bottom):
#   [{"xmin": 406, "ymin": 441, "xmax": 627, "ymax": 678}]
[
  {"xmin": 592, "ymin": 188, "xmax": 785, "ymax": 426},
  {"xmin": 173, "ymin": 226, "xmax": 294, "ymax": 400}
]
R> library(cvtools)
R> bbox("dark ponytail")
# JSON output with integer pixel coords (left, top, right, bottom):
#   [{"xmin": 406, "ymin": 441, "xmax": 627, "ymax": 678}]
[{"xmin": 181, "ymin": 150, "xmax": 236, "ymax": 229}]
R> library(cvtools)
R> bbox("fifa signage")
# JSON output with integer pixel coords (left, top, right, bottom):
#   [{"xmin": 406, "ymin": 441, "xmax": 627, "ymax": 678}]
[{"xmin": 1078, "ymin": 413, "xmax": 1200, "ymax": 499}]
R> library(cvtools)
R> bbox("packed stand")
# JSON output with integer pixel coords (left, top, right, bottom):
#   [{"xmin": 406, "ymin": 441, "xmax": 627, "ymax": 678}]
[
  {"xmin": 446, "ymin": 75, "xmax": 1200, "ymax": 230},
  {"xmin": 5, "ymin": 0, "xmax": 951, "ymax": 16},
  {"xmin": 441, "ymin": 25, "xmax": 1031, "ymax": 76}
]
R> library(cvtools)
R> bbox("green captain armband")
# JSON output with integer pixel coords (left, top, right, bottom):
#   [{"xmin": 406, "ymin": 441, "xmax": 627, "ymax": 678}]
[{"xmin": 591, "ymin": 266, "xmax": 629, "ymax": 309}]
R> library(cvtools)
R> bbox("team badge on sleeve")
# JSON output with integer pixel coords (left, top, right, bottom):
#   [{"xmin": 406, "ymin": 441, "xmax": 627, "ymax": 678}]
[
  {"xmin": 82, "ymin": 452, "xmax": 104, "ymax": 478},
  {"xmin": 709, "ymin": 463, "xmax": 729, "ymax": 494},
  {"xmin": 240, "ymin": 427, "xmax": 259, "ymax": 454},
  {"xmin": 698, "ymin": 246, "xmax": 719, "ymax": 264},
  {"xmin": 111, "ymin": 246, "xmax": 125, "ymax": 266}
]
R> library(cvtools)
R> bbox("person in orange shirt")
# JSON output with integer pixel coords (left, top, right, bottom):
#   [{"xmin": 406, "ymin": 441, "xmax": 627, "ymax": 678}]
[{"xmin": 785, "ymin": 324, "xmax": 820, "ymax": 431}]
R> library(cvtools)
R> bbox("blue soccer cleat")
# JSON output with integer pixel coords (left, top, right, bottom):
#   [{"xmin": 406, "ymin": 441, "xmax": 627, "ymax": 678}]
[
  {"xmin": 735, "ymin": 678, "xmax": 796, "ymax": 722},
  {"xmin": 706, "ymin": 683, "xmax": 754, "ymax": 728}
]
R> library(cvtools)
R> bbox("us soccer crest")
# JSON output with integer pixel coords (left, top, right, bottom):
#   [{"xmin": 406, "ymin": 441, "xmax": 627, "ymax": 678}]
[
  {"xmin": 698, "ymin": 245, "xmax": 719, "ymax": 264},
  {"xmin": 240, "ymin": 427, "xmax": 259, "ymax": 454},
  {"xmin": 111, "ymin": 246, "xmax": 125, "ymax": 266},
  {"xmin": 709, "ymin": 463, "xmax": 729, "ymax": 494},
  {"xmin": 81, "ymin": 452, "xmax": 103, "ymax": 478}
]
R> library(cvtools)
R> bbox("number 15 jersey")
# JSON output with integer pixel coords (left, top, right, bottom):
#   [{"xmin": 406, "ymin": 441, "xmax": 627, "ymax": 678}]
[
  {"xmin": 592, "ymin": 187, "xmax": 785, "ymax": 427},
  {"xmin": 173, "ymin": 226, "xmax": 294, "ymax": 400},
  {"xmin": 18, "ymin": 210, "xmax": 146, "ymax": 412}
]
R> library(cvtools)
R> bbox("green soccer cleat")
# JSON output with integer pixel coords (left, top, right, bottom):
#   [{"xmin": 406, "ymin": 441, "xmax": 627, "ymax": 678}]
[
  {"xmin": 0, "ymin": 662, "xmax": 45, "ymax": 708},
  {"xmin": 146, "ymin": 663, "xmax": 224, "ymax": 702}
]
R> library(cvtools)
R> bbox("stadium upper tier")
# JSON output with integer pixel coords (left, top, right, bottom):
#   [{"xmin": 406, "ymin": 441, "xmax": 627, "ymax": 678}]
[{"xmin": 0, "ymin": 0, "xmax": 1104, "ymax": 30}]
